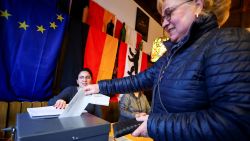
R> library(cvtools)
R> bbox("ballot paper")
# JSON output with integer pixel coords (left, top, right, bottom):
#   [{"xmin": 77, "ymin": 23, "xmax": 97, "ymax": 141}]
[
  {"xmin": 87, "ymin": 94, "xmax": 110, "ymax": 106},
  {"xmin": 27, "ymin": 89, "xmax": 110, "ymax": 119}
]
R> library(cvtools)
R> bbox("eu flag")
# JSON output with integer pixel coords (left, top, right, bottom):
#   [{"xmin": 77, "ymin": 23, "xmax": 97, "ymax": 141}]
[{"xmin": 0, "ymin": 0, "xmax": 69, "ymax": 101}]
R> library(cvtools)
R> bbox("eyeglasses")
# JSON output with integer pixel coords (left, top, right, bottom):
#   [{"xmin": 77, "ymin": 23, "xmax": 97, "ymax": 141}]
[
  {"xmin": 78, "ymin": 76, "xmax": 91, "ymax": 80},
  {"xmin": 162, "ymin": 0, "xmax": 192, "ymax": 22}
]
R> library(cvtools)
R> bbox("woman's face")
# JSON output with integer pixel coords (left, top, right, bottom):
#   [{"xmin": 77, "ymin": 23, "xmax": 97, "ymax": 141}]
[
  {"xmin": 162, "ymin": 0, "xmax": 197, "ymax": 42},
  {"xmin": 77, "ymin": 71, "xmax": 92, "ymax": 88}
]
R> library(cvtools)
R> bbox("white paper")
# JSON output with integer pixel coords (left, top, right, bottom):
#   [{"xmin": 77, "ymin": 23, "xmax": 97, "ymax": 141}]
[
  {"xmin": 59, "ymin": 89, "xmax": 88, "ymax": 118},
  {"xmin": 27, "ymin": 106, "xmax": 64, "ymax": 119},
  {"xmin": 59, "ymin": 89, "xmax": 110, "ymax": 118},
  {"xmin": 88, "ymin": 94, "xmax": 110, "ymax": 106},
  {"xmin": 27, "ymin": 89, "xmax": 110, "ymax": 119}
]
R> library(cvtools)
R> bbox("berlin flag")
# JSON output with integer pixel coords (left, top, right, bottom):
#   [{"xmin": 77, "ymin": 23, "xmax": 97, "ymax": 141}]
[{"xmin": 116, "ymin": 33, "xmax": 148, "ymax": 100}]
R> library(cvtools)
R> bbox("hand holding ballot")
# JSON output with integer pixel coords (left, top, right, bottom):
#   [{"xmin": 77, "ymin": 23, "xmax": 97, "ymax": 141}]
[
  {"xmin": 59, "ymin": 89, "xmax": 110, "ymax": 118},
  {"xmin": 83, "ymin": 84, "xmax": 100, "ymax": 95},
  {"xmin": 27, "ymin": 90, "xmax": 110, "ymax": 119}
]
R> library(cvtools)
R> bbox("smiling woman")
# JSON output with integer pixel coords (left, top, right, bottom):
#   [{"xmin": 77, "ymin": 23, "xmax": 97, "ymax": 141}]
[
  {"xmin": 161, "ymin": 0, "xmax": 196, "ymax": 42},
  {"xmin": 82, "ymin": 0, "xmax": 250, "ymax": 140}
]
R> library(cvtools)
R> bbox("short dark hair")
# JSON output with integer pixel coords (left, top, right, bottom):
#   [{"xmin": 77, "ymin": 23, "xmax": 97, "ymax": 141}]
[{"xmin": 79, "ymin": 68, "xmax": 93, "ymax": 78}]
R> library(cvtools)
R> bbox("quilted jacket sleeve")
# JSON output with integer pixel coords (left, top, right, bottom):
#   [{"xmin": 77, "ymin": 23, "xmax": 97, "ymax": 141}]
[
  {"xmin": 147, "ymin": 29, "xmax": 250, "ymax": 141},
  {"xmin": 98, "ymin": 53, "xmax": 168, "ymax": 96}
]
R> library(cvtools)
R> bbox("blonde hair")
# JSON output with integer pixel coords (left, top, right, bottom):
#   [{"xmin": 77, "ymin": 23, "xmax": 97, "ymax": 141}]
[
  {"xmin": 156, "ymin": 0, "xmax": 164, "ymax": 15},
  {"xmin": 157, "ymin": 0, "xmax": 231, "ymax": 26}
]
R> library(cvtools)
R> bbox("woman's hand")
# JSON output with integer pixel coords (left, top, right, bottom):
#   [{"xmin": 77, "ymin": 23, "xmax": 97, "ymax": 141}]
[
  {"xmin": 83, "ymin": 84, "xmax": 100, "ymax": 95},
  {"xmin": 132, "ymin": 115, "xmax": 149, "ymax": 137},
  {"xmin": 54, "ymin": 99, "xmax": 66, "ymax": 109}
]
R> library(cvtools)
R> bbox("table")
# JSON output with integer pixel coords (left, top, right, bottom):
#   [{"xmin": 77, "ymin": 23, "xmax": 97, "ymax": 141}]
[{"xmin": 109, "ymin": 123, "xmax": 153, "ymax": 141}]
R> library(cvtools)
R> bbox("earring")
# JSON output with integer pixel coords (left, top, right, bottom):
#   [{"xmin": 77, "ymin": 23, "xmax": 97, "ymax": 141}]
[{"xmin": 195, "ymin": 13, "xmax": 199, "ymax": 18}]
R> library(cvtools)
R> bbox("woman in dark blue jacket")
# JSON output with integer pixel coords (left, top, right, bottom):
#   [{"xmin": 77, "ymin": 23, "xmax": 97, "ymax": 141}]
[{"xmin": 84, "ymin": 0, "xmax": 250, "ymax": 140}]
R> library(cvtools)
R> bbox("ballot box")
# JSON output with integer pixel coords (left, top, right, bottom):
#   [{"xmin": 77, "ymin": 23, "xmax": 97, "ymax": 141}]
[{"xmin": 16, "ymin": 113, "xmax": 110, "ymax": 141}]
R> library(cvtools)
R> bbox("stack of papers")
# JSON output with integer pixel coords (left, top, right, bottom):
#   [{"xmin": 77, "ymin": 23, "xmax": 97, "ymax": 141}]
[
  {"xmin": 27, "ymin": 106, "xmax": 65, "ymax": 119},
  {"xmin": 27, "ymin": 89, "xmax": 110, "ymax": 119}
]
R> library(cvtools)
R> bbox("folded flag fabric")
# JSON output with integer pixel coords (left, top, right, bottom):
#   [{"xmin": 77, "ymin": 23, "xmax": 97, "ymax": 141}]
[{"xmin": 87, "ymin": 0, "xmax": 116, "ymax": 35}]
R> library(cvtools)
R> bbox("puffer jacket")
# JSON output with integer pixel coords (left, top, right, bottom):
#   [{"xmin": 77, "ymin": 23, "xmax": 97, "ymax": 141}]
[{"xmin": 98, "ymin": 14, "xmax": 250, "ymax": 141}]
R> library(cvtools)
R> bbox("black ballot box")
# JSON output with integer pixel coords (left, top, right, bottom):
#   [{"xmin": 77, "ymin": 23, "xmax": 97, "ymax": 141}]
[{"xmin": 16, "ymin": 113, "xmax": 110, "ymax": 141}]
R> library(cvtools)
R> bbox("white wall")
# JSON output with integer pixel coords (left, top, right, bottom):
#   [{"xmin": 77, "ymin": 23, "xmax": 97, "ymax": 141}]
[{"xmin": 94, "ymin": 0, "xmax": 163, "ymax": 54}]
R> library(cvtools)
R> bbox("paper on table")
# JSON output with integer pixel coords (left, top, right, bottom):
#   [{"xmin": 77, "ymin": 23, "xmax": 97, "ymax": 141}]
[{"xmin": 27, "ymin": 106, "xmax": 64, "ymax": 119}]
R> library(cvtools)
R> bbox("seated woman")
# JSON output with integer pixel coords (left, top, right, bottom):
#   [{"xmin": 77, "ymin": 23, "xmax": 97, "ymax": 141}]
[
  {"xmin": 119, "ymin": 92, "xmax": 151, "ymax": 121},
  {"xmin": 48, "ymin": 68, "xmax": 102, "ymax": 118}
]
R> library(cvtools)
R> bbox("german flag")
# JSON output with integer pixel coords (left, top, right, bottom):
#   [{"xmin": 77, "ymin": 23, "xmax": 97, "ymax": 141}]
[{"xmin": 84, "ymin": 26, "xmax": 118, "ymax": 83}]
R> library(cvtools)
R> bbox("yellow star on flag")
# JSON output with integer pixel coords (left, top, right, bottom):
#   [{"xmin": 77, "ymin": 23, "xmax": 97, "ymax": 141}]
[
  {"xmin": 37, "ymin": 25, "xmax": 46, "ymax": 33},
  {"xmin": 49, "ymin": 22, "xmax": 57, "ymax": 29},
  {"xmin": 18, "ymin": 21, "xmax": 29, "ymax": 30},
  {"xmin": 57, "ymin": 14, "xmax": 64, "ymax": 22},
  {"xmin": 0, "ymin": 9, "xmax": 12, "ymax": 19}
]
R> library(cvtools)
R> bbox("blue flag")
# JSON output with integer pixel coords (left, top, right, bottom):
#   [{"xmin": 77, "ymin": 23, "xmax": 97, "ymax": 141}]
[{"xmin": 0, "ymin": 0, "xmax": 69, "ymax": 101}]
